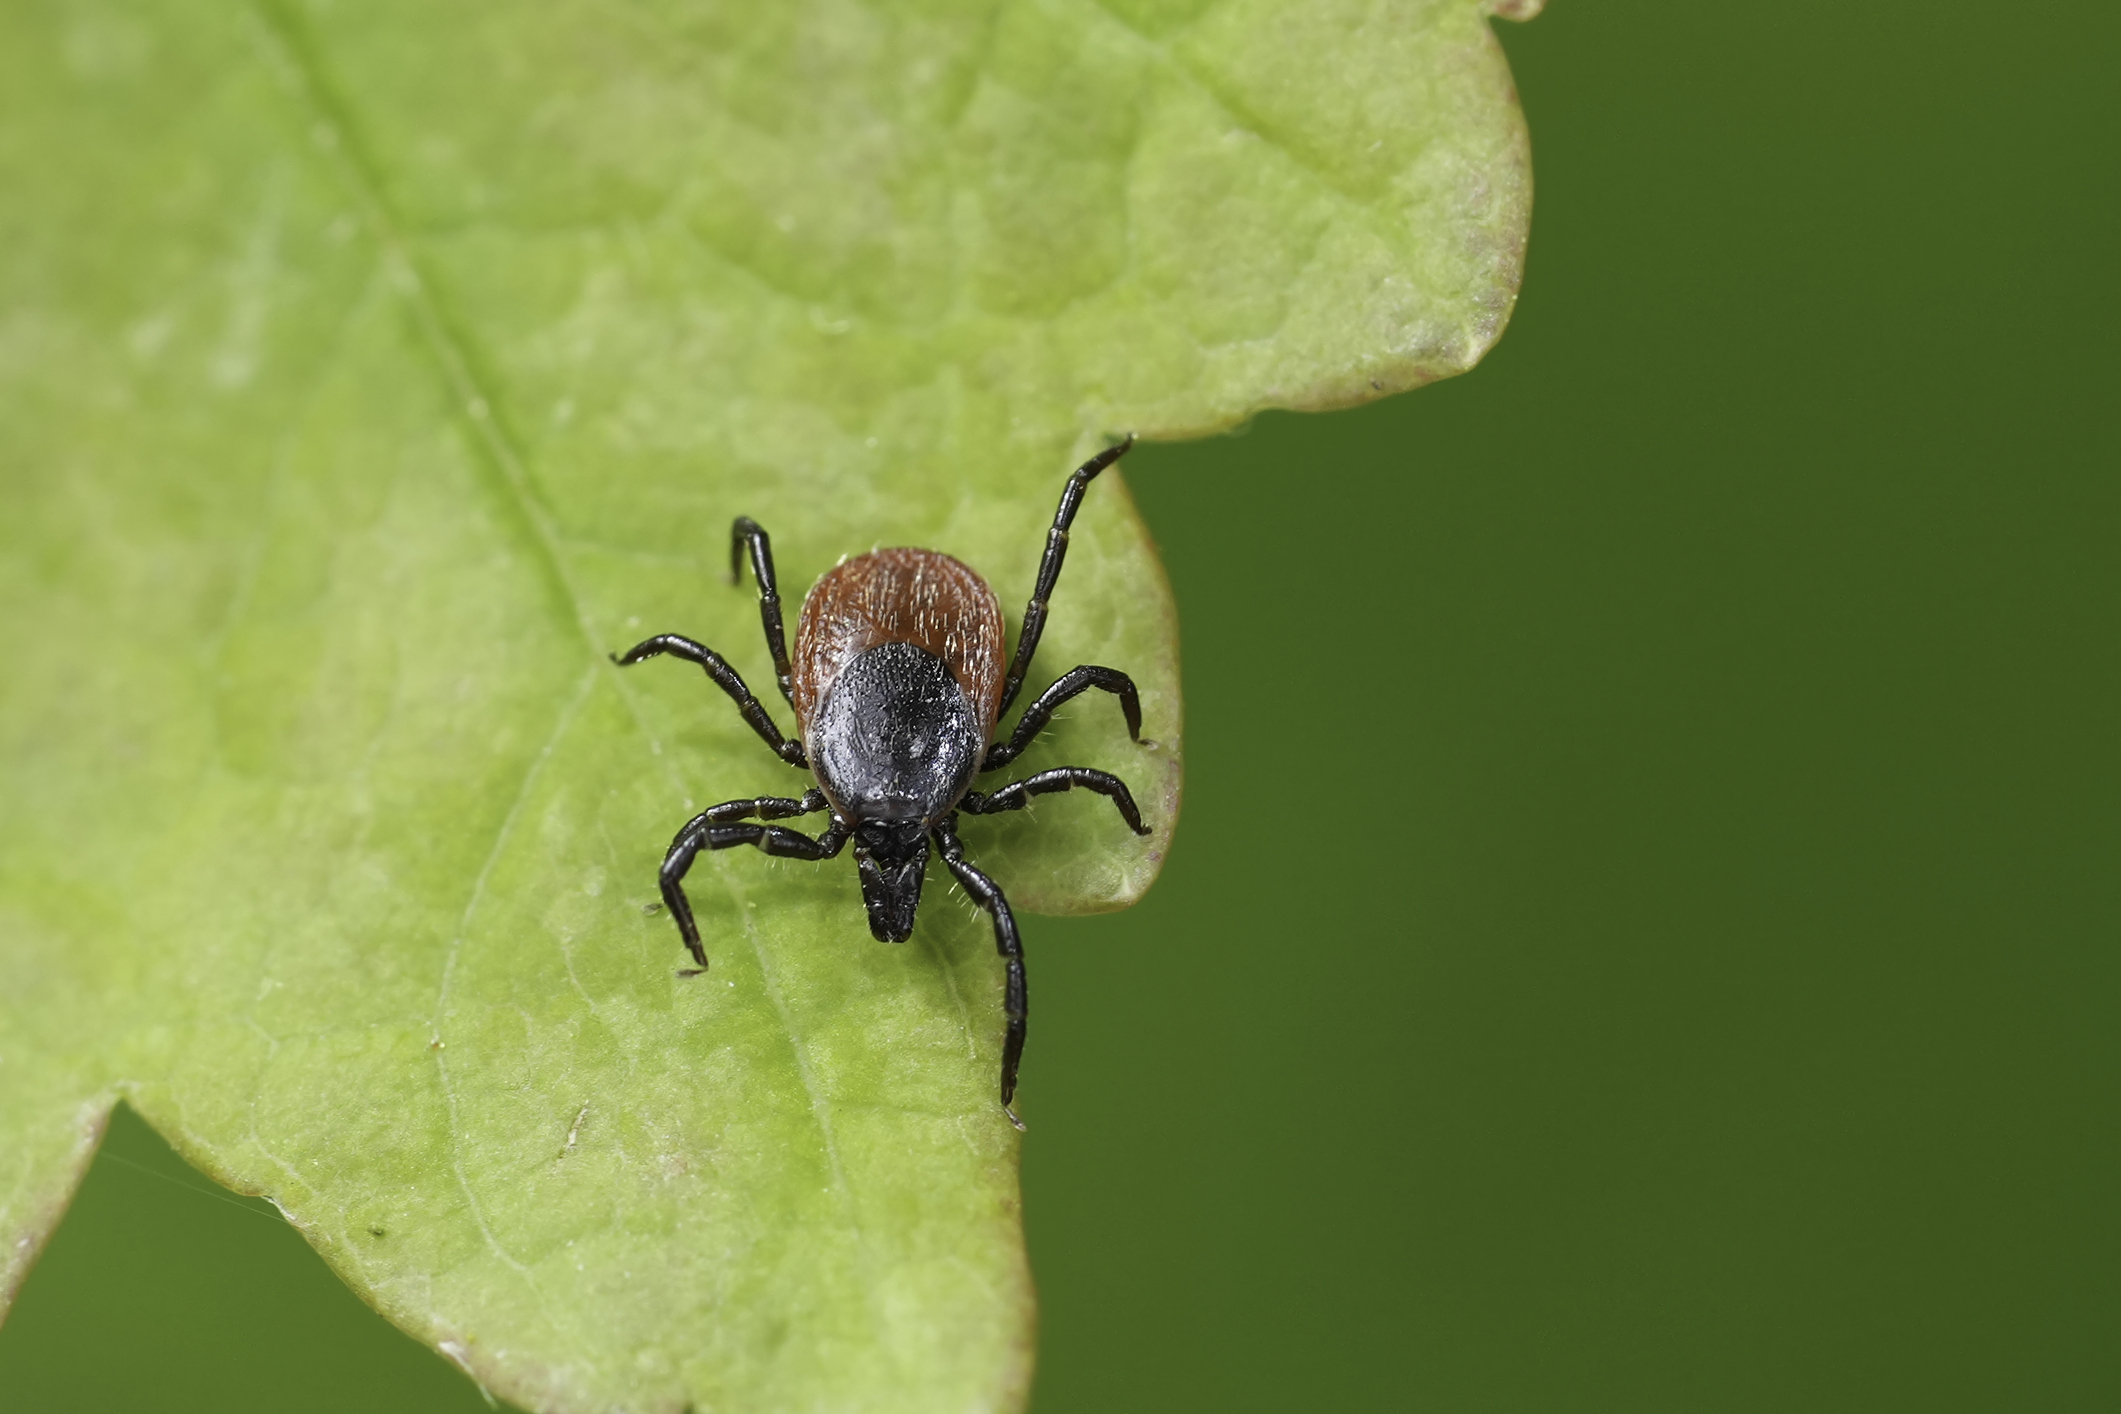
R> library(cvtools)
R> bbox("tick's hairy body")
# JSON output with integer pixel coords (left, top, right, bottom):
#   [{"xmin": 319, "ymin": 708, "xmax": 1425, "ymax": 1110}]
[
  {"xmin": 613, "ymin": 440, "xmax": 1150, "ymax": 1122},
  {"xmin": 801, "ymin": 551, "xmax": 1002, "ymax": 942}
]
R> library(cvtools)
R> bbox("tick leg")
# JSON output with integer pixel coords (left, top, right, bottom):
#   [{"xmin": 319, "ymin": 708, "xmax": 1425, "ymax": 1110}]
[
  {"xmin": 730, "ymin": 517, "xmax": 796, "ymax": 708},
  {"xmin": 985, "ymin": 664, "xmax": 1142, "ymax": 769},
  {"xmin": 961, "ymin": 767, "xmax": 1150, "ymax": 837},
  {"xmin": 933, "ymin": 817, "xmax": 1029, "ymax": 1123},
  {"xmin": 612, "ymin": 633, "xmax": 808, "ymax": 768},
  {"xmin": 659, "ymin": 805, "xmax": 848, "ymax": 970},
  {"xmin": 700, "ymin": 789, "xmax": 828, "ymax": 824},
  {"xmin": 999, "ymin": 437, "xmax": 1135, "ymax": 717}
]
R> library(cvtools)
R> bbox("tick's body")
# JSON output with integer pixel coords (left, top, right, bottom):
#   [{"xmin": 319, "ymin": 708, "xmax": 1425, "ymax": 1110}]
[
  {"xmin": 800, "ymin": 549, "xmax": 1004, "ymax": 942},
  {"xmin": 614, "ymin": 441, "xmax": 1149, "ymax": 1121}
]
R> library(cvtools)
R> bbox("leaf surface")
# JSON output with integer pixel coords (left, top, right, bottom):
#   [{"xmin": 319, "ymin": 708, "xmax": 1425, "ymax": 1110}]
[{"xmin": 0, "ymin": 1, "xmax": 1533, "ymax": 1408}]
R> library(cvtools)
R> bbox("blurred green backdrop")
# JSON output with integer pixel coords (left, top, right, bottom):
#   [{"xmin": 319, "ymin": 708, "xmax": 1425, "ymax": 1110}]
[{"xmin": 3, "ymin": 1, "xmax": 2115, "ymax": 1409}]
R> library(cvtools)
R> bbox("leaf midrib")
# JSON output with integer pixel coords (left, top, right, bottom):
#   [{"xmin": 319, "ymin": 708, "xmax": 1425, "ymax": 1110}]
[{"xmin": 246, "ymin": 0, "xmax": 868, "ymax": 1264}]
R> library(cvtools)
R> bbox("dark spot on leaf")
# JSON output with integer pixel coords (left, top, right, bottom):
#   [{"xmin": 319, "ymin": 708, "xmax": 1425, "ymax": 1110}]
[{"xmin": 369, "ymin": 1226, "xmax": 386, "ymax": 1238}]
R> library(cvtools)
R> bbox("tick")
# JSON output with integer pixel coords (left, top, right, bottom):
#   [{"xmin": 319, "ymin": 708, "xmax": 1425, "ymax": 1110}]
[{"xmin": 614, "ymin": 439, "xmax": 1151, "ymax": 1122}]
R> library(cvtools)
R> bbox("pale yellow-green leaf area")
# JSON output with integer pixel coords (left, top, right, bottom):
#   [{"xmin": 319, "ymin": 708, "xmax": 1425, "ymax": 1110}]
[{"xmin": 0, "ymin": 0, "xmax": 1532, "ymax": 1410}]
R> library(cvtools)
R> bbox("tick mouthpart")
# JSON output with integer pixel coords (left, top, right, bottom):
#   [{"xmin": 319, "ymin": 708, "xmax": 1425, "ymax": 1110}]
[{"xmin": 855, "ymin": 823, "xmax": 929, "ymax": 943}]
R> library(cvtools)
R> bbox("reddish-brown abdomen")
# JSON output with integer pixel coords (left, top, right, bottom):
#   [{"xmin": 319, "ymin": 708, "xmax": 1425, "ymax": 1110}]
[{"xmin": 792, "ymin": 548, "xmax": 1006, "ymax": 735}]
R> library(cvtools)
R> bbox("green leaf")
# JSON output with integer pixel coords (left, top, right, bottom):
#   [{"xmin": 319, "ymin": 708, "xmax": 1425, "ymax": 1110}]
[{"xmin": 0, "ymin": 0, "xmax": 1533, "ymax": 1408}]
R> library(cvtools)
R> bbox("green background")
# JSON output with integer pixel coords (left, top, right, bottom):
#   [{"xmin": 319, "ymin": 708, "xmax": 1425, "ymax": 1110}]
[{"xmin": 3, "ymin": 0, "xmax": 2114, "ymax": 1409}]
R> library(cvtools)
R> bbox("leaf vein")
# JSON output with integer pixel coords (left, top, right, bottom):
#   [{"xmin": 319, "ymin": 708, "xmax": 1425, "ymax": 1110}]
[{"xmin": 427, "ymin": 663, "xmax": 598, "ymax": 1283}]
